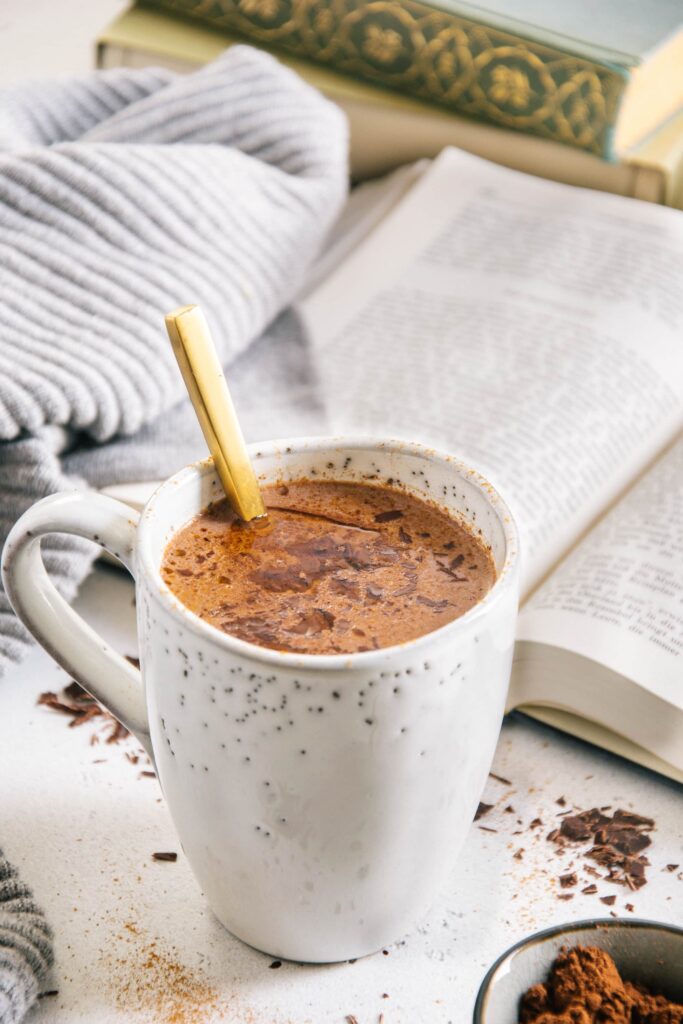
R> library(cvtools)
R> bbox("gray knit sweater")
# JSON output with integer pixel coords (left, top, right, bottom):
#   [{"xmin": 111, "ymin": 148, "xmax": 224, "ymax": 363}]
[
  {"xmin": 0, "ymin": 850, "xmax": 53, "ymax": 1024},
  {"xmin": 0, "ymin": 47, "xmax": 347, "ymax": 669}
]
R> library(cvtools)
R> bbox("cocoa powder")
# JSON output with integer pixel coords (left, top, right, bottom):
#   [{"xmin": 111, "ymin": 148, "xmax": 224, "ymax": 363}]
[{"xmin": 519, "ymin": 945, "xmax": 683, "ymax": 1023}]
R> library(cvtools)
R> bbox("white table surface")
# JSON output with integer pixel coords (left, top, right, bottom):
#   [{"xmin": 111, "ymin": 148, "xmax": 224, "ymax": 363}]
[
  {"xmin": 1, "ymin": 5, "xmax": 683, "ymax": 1021},
  {"xmin": 2, "ymin": 565, "xmax": 682, "ymax": 1024}
]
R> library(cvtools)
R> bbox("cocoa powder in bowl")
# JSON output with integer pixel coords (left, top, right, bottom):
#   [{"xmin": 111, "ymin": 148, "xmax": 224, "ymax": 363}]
[{"xmin": 519, "ymin": 945, "xmax": 683, "ymax": 1023}]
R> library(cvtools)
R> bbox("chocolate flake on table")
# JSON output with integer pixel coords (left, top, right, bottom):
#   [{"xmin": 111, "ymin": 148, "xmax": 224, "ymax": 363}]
[
  {"xmin": 665, "ymin": 863, "xmax": 680, "ymax": 872},
  {"xmin": 37, "ymin": 680, "xmax": 150, "ymax": 769},
  {"xmin": 38, "ymin": 682, "xmax": 129, "ymax": 744},
  {"xmin": 152, "ymin": 852, "xmax": 177, "ymax": 862},
  {"xmin": 581, "ymin": 883, "xmax": 598, "ymax": 895},
  {"xmin": 475, "ymin": 801, "xmax": 494, "ymax": 821},
  {"xmin": 600, "ymin": 894, "xmax": 617, "ymax": 906},
  {"xmin": 556, "ymin": 893, "xmax": 574, "ymax": 901},
  {"xmin": 556, "ymin": 795, "xmax": 567, "ymax": 807},
  {"xmin": 514, "ymin": 848, "xmax": 524, "ymax": 860},
  {"xmin": 269, "ymin": 960, "xmax": 282, "ymax": 969},
  {"xmin": 547, "ymin": 806, "xmax": 655, "ymax": 892},
  {"xmin": 489, "ymin": 772, "xmax": 512, "ymax": 786},
  {"xmin": 140, "ymin": 771, "xmax": 156, "ymax": 779},
  {"xmin": 479, "ymin": 825, "xmax": 498, "ymax": 833},
  {"xmin": 559, "ymin": 872, "xmax": 577, "ymax": 888}
]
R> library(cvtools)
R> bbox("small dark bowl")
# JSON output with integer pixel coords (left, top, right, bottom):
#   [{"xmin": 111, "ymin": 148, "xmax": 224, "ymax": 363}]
[{"xmin": 473, "ymin": 918, "xmax": 683, "ymax": 1023}]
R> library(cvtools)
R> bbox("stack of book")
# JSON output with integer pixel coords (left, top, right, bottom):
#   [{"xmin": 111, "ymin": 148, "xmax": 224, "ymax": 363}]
[
  {"xmin": 97, "ymin": 1, "xmax": 683, "ymax": 202},
  {"xmin": 97, "ymin": 1, "xmax": 683, "ymax": 203}
]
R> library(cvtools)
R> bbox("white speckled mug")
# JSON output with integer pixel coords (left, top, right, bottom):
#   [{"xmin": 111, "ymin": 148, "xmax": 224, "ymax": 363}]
[{"xmin": 3, "ymin": 438, "xmax": 519, "ymax": 962}]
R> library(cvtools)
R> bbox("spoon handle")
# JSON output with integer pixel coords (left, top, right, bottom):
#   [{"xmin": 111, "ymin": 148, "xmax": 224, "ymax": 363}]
[{"xmin": 165, "ymin": 305, "xmax": 266, "ymax": 522}]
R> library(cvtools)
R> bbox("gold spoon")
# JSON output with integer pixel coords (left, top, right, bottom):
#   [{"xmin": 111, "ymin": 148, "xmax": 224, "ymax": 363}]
[{"xmin": 164, "ymin": 305, "xmax": 266, "ymax": 522}]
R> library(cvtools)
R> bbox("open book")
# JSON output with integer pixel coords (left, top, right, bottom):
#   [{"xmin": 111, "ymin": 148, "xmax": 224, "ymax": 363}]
[{"xmin": 297, "ymin": 149, "xmax": 683, "ymax": 784}]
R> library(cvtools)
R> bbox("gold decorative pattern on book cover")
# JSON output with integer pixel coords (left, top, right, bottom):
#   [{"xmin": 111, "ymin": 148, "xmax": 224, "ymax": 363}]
[{"xmin": 149, "ymin": 0, "xmax": 627, "ymax": 155}]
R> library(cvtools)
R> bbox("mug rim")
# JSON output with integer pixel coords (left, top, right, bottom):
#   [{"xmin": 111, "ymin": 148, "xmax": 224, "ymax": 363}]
[{"xmin": 136, "ymin": 436, "xmax": 520, "ymax": 670}]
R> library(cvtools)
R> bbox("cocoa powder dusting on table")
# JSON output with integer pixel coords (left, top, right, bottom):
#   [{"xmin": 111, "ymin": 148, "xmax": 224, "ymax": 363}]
[
  {"xmin": 107, "ymin": 923, "xmax": 240, "ymax": 1024},
  {"xmin": 518, "ymin": 945, "xmax": 683, "ymax": 1023}
]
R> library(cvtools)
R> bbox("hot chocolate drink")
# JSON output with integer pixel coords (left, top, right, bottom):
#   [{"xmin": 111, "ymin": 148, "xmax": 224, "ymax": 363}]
[{"xmin": 161, "ymin": 480, "xmax": 496, "ymax": 655}]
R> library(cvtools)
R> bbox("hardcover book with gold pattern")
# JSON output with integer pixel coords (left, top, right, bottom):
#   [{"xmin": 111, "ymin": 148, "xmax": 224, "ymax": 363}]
[{"xmin": 143, "ymin": 0, "xmax": 683, "ymax": 158}]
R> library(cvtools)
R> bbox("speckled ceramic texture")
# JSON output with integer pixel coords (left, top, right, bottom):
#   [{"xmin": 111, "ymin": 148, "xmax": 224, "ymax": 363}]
[
  {"xmin": 136, "ymin": 439, "xmax": 519, "ymax": 961},
  {"xmin": 474, "ymin": 918, "xmax": 683, "ymax": 1023},
  {"xmin": 3, "ymin": 437, "xmax": 519, "ymax": 963}
]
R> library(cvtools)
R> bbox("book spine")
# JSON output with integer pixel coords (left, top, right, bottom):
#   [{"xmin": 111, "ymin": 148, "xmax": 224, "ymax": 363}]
[{"xmin": 144, "ymin": 0, "xmax": 628, "ymax": 157}]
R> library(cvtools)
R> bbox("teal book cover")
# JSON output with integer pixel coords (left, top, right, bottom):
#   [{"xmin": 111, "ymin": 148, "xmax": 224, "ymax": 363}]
[{"xmin": 143, "ymin": 0, "xmax": 683, "ymax": 157}]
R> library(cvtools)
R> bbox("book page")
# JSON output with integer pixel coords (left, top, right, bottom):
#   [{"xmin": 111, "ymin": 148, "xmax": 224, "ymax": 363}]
[
  {"xmin": 517, "ymin": 433, "xmax": 683, "ymax": 708},
  {"xmin": 299, "ymin": 148, "xmax": 683, "ymax": 592}
]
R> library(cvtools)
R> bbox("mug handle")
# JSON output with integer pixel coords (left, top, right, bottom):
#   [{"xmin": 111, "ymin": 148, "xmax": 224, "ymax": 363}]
[{"xmin": 1, "ymin": 491, "xmax": 151, "ymax": 755}]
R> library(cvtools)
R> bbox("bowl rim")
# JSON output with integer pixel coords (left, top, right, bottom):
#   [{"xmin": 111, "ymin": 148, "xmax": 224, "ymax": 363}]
[{"xmin": 473, "ymin": 917, "xmax": 683, "ymax": 1023}]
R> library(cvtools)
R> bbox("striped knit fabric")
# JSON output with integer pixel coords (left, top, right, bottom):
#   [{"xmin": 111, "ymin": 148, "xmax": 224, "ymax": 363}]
[
  {"xmin": 0, "ymin": 849, "xmax": 53, "ymax": 1024},
  {"xmin": 0, "ymin": 47, "xmax": 348, "ymax": 671}
]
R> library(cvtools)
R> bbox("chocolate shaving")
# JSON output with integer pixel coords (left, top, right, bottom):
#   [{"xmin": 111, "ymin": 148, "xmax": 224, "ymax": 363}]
[
  {"xmin": 581, "ymin": 884, "xmax": 598, "ymax": 895},
  {"xmin": 474, "ymin": 801, "xmax": 493, "ymax": 821},
  {"xmin": 373, "ymin": 510, "xmax": 404, "ymax": 522},
  {"xmin": 559, "ymin": 872, "xmax": 577, "ymax": 889},
  {"xmin": 416, "ymin": 595, "xmax": 449, "ymax": 611},
  {"xmin": 152, "ymin": 852, "xmax": 177, "ymax": 862},
  {"xmin": 611, "ymin": 809, "xmax": 654, "ymax": 829},
  {"xmin": 489, "ymin": 772, "xmax": 512, "ymax": 786},
  {"xmin": 38, "ymin": 682, "xmax": 130, "ymax": 745},
  {"xmin": 268, "ymin": 505, "xmax": 379, "ymax": 533},
  {"xmin": 548, "ymin": 806, "xmax": 655, "ymax": 892},
  {"xmin": 437, "ymin": 563, "xmax": 467, "ymax": 582},
  {"xmin": 600, "ymin": 894, "xmax": 616, "ymax": 906},
  {"xmin": 289, "ymin": 608, "xmax": 335, "ymax": 635}
]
